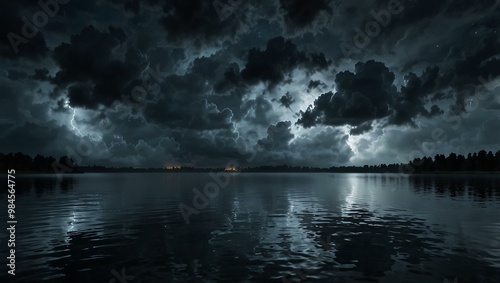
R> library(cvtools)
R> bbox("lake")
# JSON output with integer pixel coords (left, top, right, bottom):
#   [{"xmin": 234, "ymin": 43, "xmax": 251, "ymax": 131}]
[{"xmin": 1, "ymin": 173, "xmax": 499, "ymax": 282}]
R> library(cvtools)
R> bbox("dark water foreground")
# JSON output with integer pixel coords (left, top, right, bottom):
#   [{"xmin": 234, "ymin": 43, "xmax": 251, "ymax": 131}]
[{"xmin": 1, "ymin": 173, "xmax": 499, "ymax": 282}]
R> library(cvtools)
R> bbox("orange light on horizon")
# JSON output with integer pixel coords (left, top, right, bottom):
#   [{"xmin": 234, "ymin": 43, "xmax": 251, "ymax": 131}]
[{"xmin": 165, "ymin": 165, "xmax": 181, "ymax": 170}]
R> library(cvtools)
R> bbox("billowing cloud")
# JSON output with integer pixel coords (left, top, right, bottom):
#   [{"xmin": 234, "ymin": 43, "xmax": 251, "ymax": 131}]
[
  {"xmin": 297, "ymin": 60, "xmax": 397, "ymax": 128},
  {"xmin": 390, "ymin": 66, "xmax": 443, "ymax": 126},
  {"xmin": 279, "ymin": 0, "xmax": 333, "ymax": 33},
  {"xmin": 0, "ymin": 0, "xmax": 499, "ymax": 168},
  {"xmin": 258, "ymin": 121, "xmax": 295, "ymax": 150},
  {"xmin": 0, "ymin": 1, "xmax": 50, "ymax": 60},
  {"xmin": 241, "ymin": 36, "xmax": 331, "ymax": 88},
  {"xmin": 297, "ymin": 60, "xmax": 449, "ymax": 130}
]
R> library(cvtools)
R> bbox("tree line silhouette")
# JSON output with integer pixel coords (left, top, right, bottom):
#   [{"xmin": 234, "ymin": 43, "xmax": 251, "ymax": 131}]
[
  {"xmin": 1, "ymin": 150, "xmax": 499, "ymax": 173},
  {"xmin": 0, "ymin": 152, "xmax": 78, "ymax": 173},
  {"xmin": 408, "ymin": 150, "xmax": 500, "ymax": 173}
]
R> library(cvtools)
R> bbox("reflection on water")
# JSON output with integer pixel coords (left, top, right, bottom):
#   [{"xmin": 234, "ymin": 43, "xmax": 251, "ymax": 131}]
[
  {"xmin": 0, "ymin": 173, "xmax": 499, "ymax": 282},
  {"xmin": 12, "ymin": 176, "xmax": 76, "ymax": 196}
]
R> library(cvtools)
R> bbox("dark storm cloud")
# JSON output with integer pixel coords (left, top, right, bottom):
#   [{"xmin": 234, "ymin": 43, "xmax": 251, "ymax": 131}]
[
  {"xmin": 213, "ymin": 62, "xmax": 242, "ymax": 94},
  {"xmin": 362, "ymin": 0, "xmax": 500, "ymax": 116},
  {"xmin": 147, "ymin": 47, "xmax": 186, "ymax": 74},
  {"xmin": 1, "ymin": 0, "xmax": 499, "ymax": 169},
  {"xmin": 349, "ymin": 122, "xmax": 373, "ymax": 135},
  {"xmin": 289, "ymin": 127, "xmax": 353, "ymax": 166},
  {"xmin": 210, "ymin": 88, "xmax": 249, "ymax": 121},
  {"xmin": 173, "ymin": 129, "xmax": 249, "ymax": 167},
  {"xmin": 188, "ymin": 99, "xmax": 234, "ymax": 130},
  {"xmin": 441, "ymin": 36, "xmax": 500, "ymax": 112},
  {"xmin": 297, "ymin": 60, "xmax": 397, "ymax": 128},
  {"xmin": 253, "ymin": 126, "xmax": 354, "ymax": 167},
  {"xmin": 357, "ymin": 105, "xmax": 500, "ymax": 166},
  {"xmin": 0, "ymin": 76, "xmax": 24, "ymax": 121},
  {"xmin": 108, "ymin": 0, "xmax": 141, "ymax": 15},
  {"xmin": 0, "ymin": 72, "xmax": 53, "ymax": 124},
  {"xmin": 32, "ymin": 68, "xmax": 50, "ymax": 81},
  {"xmin": 6, "ymin": 69, "xmax": 28, "ymax": 81},
  {"xmin": 143, "ymin": 57, "xmax": 241, "ymax": 133},
  {"xmin": 94, "ymin": 111, "xmax": 179, "ymax": 159},
  {"xmin": 212, "ymin": 60, "xmax": 284, "ymax": 125},
  {"xmin": 257, "ymin": 121, "xmax": 294, "ymax": 150},
  {"xmin": 51, "ymin": 98, "xmax": 71, "ymax": 113},
  {"xmin": 453, "ymin": 36, "xmax": 499, "ymax": 77},
  {"xmin": 330, "ymin": 0, "xmax": 497, "ymax": 69},
  {"xmin": 279, "ymin": 0, "xmax": 332, "ymax": 33},
  {"xmin": 0, "ymin": 121, "xmax": 82, "ymax": 158},
  {"xmin": 49, "ymin": 25, "xmax": 150, "ymax": 109},
  {"xmin": 307, "ymin": 80, "xmax": 327, "ymax": 92},
  {"xmin": 240, "ymin": 96, "xmax": 275, "ymax": 126},
  {"xmin": 155, "ymin": 0, "xmax": 267, "ymax": 48},
  {"xmin": 297, "ymin": 61, "xmax": 454, "ymax": 130},
  {"xmin": 475, "ymin": 117, "xmax": 500, "ymax": 146},
  {"xmin": 101, "ymin": 136, "xmax": 180, "ymax": 167},
  {"xmin": 393, "ymin": 0, "xmax": 495, "ymax": 28},
  {"xmin": 160, "ymin": 0, "xmax": 228, "ymax": 44},
  {"xmin": 390, "ymin": 66, "xmax": 443, "ymax": 126},
  {"xmin": 241, "ymin": 36, "xmax": 331, "ymax": 88},
  {"xmin": 430, "ymin": 92, "xmax": 453, "ymax": 102},
  {"xmin": 277, "ymin": 92, "xmax": 296, "ymax": 109},
  {"xmin": 143, "ymin": 55, "xmax": 237, "ymax": 130},
  {"xmin": 297, "ymin": 60, "xmax": 450, "ymax": 129},
  {"xmin": 0, "ymin": 1, "xmax": 50, "ymax": 60}
]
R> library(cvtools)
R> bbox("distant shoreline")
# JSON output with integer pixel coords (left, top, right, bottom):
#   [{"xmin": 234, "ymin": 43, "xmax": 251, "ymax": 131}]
[
  {"xmin": 3, "ymin": 149, "xmax": 500, "ymax": 175},
  {"xmin": 11, "ymin": 170, "xmax": 500, "ymax": 175}
]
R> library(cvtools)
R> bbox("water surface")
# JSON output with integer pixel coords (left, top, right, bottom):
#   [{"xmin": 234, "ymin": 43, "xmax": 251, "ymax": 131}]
[{"xmin": 1, "ymin": 173, "xmax": 499, "ymax": 282}]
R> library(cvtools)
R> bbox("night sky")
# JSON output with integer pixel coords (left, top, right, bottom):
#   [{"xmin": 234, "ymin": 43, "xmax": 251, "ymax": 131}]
[{"xmin": 1, "ymin": 0, "xmax": 499, "ymax": 168}]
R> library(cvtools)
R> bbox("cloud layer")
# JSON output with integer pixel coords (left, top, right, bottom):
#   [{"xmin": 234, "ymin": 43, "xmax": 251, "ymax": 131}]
[{"xmin": 0, "ymin": 0, "xmax": 498, "ymax": 167}]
